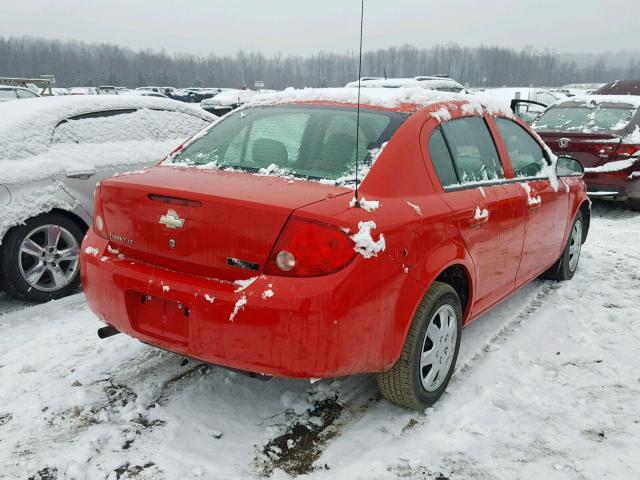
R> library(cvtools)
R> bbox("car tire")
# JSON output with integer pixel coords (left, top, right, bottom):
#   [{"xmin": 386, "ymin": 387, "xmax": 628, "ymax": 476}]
[
  {"xmin": 542, "ymin": 211, "xmax": 584, "ymax": 281},
  {"xmin": 627, "ymin": 199, "xmax": 640, "ymax": 212},
  {"xmin": 376, "ymin": 281, "xmax": 463, "ymax": 410},
  {"xmin": 1, "ymin": 213, "xmax": 84, "ymax": 302}
]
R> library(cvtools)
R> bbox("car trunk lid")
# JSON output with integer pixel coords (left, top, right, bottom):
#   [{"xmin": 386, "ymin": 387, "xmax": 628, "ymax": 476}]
[
  {"xmin": 99, "ymin": 166, "xmax": 350, "ymax": 281},
  {"xmin": 537, "ymin": 131, "xmax": 624, "ymax": 169}
]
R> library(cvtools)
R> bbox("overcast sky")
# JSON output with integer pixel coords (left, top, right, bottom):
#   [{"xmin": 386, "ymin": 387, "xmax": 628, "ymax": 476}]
[{"xmin": 0, "ymin": 0, "xmax": 637, "ymax": 56}]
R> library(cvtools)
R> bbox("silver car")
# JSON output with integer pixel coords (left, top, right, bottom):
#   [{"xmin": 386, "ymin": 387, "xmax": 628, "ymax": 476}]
[
  {"xmin": 0, "ymin": 95, "xmax": 215, "ymax": 302},
  {"xmin": 0, "ymin": 85, "xmax": 40, "ymax": 102}
]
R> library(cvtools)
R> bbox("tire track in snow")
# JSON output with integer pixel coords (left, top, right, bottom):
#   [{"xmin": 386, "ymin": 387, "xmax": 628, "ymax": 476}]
[
  {"xmin": 255, "ymin": 281, "xmax": 562, "ymax": 477},
  {"xmin": 452, "ymin": 281, "xmax": 560, "ymax": 380}
]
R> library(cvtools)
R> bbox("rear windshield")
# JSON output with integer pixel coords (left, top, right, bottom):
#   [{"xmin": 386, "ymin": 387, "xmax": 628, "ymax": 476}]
[
  {"xmin": 0, "ymin": 89, "xmax": 16, "ymax": 99},
  {"xmin": 534, "ymin": 103, "xmax": 637, "ymax": 132},
  {"xmin": 167, "ymin": 105, "xmax": 405, "ymax": 183}
]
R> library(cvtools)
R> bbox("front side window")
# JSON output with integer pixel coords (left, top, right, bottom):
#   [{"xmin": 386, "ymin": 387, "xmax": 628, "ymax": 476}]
[
  {"xmin": 52, "ymin": 109, "xmax": 208, "ymax": 144},
  {"xmin": 495, "ymin": 118, "xmax": 546, "ymax": 178},
  {"xmin": 168, "ymin": 106, "xmax": 404, "ymax": 182},
  {"xmin": 441, "ymin": 117, "xmax": 504, "ymax": 184}
]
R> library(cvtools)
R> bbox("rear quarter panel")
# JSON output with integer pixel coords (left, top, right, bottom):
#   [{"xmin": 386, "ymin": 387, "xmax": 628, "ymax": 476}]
[{"xmin": 296, "ymin": 107, "xmax": 478, "ymax": 368}]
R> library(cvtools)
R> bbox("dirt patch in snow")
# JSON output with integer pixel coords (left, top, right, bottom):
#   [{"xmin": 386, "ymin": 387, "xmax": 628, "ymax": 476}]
[
  {"xmin": 391, "ymin": 464, "xmax": 451, "ymax": 479},
  {"xmin": 257, "ymin": 395, "xmax": 344, "ymax": 477},
  {"xmin": 27, "ymin": 467, "xmax": 58, "ymax": 480},
  {"xmin": 113, "ymin": 461, "xmax": 157, "ymax": 479}
]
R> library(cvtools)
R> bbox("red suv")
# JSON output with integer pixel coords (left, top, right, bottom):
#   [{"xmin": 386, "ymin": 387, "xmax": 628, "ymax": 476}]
[
  {"xmin": 81, "ymin": 89, "xmax": 589, "ymax": 410},
  {"xmin": 533, "ymin": 96, "xmax": 640, "ymax": 210}
]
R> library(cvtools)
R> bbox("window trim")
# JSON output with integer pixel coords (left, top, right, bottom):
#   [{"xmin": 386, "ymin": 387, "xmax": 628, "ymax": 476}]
[{"xmin": 442, "ymin": 174, "xmax": 550, "ymax": 193}]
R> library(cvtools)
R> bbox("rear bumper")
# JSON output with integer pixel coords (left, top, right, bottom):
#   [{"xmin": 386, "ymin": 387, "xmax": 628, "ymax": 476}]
[
  {"xmin": 80, "ymin": 229, "xmax": 423, "ymax": 379},
  {"xmin": 585, "ymin": 171, "xmax": 640, "ymax": 200}
]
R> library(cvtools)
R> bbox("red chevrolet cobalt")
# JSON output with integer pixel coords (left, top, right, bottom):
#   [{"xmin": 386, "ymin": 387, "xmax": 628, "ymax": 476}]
[{"xmin": 81, "ymin": 88, "xmax": 590, "ymax": 409}]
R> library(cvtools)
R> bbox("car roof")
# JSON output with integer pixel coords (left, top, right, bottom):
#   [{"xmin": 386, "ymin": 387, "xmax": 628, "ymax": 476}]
[
  {"xmin": 248, "ymin": 87, "xmax": 510, "ymax": 116},
  {"xmin": 0, "ymin": 95, "xmax": 215, "ymax": 160},
  {"xmin": 0, "ymin": 86, "xmax": 34, "ymax": 91},
  {"xmin": 594, "ymin": 80, "xmax": 640, "ymax": 96}
]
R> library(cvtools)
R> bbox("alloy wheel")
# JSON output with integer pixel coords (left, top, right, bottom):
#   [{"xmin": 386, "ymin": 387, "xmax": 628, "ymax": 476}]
[
  {"xmin": 568, "ymin": 219, "xmax": 582, "ymax": 273},
  {"xmin": 17, "ymin": 224, "xmax": 80, "ymax": 292},
  {"xmin": 420, "ymin": 304, "xmax": 458, "ymax": 392}
]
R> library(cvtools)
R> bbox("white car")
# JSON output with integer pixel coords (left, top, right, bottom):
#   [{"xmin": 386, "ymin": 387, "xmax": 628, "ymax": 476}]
[
  {"xmin": 200, "ymin": 89, "xmax": 259, "ymax": 115},
  {"xmin": 472, "ymin": 87, "xmax": 567, "ymax": 123},
  {"xmin": 0, "ymin": 95, "xmax": 215, "ymax": 302},
  {"xmin": 68, "ymin": 87, "xmax": 97, "ymax": 95},
  {"xmin": 345, "ymin": 76, "xmax": 467, "ymax": 93},
  {"xmin": 0, "ymin": 86, "xmax": 40, "ymax": 102},
  {"xmin": 97, "ymin": 86, "xmax": 119, "ymax": 95}
]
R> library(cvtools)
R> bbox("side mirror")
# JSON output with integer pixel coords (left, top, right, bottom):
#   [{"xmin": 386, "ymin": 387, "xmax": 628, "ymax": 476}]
[{"xmin": 556, "ymin": 156, "xmax": 584, "ymax": 177}]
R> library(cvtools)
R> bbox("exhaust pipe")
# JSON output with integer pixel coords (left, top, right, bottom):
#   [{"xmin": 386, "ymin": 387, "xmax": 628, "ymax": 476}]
[{"xmin": 98, "ymin": 325, "xmax": 121, "ymax": 339}]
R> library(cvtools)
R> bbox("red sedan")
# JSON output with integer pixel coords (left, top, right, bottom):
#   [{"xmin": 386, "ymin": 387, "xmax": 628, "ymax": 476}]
[{"xmin": 81, "ymin": 89, "xmax": 590, "ymax": 409}]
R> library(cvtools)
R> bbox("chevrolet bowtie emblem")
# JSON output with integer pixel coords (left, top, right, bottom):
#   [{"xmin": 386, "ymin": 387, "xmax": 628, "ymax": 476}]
[{"xmin": 159, "ymin": 209, "xmax": 185, "ymax": 229}]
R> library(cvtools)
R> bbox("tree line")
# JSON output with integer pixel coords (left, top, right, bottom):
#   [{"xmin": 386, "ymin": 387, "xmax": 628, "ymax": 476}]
[{"xmin": 1, "ymin": 36, "xmax": 638, "ymax": 89}]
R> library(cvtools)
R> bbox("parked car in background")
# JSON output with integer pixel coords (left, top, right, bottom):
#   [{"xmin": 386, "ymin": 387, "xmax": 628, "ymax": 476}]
[
  {"xmin": 0, "ymin": 96, "xmax": 215, "ymax": 302},
  {"xmin": 533, "ymin": 95, "xmax": 640, "ymax": 210},
  {"xmin": 68, "ymin": 87, "xmax": 97, "ymax": 95},
  {"xmin": 554, "ymin": 83, "xmax": 605, "ymax": 97},
  {"xmin": 136, "ymin": 86, "xmax": 162, "ymax": 94},
  {"xmin": 51, "ymin": 88, "xmax": 70, "ymax": 96},
  {"xmin": 346, "ymin": 76, "xmax": 467, "ymax": 93},
  {"xmin": 169, "ymin": 88, "xmax": 222, "ymax": 104},
  {"xmin": 81, "ymin": 88, "xmax": 588, "ymax": 410},
  {"xmin": 0, "ymin": 85, "xmax": 40, "ymax": 102},
  {"xmin": 200, "ymin": 89, "xmax": 259, "ymax": 115},
  {"xmin": 473, "ymin": 87, "xmax": 566, "ymax": 123},
  {"xmin": 594, "ymin": 80, "xmax": 640, "ymax": 96},
  {"xmin": 97, "ymin": 86, "xmax": 119, "ymax": 95}
]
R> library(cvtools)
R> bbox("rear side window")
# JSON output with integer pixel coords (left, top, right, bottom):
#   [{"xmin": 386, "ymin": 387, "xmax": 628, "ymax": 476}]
[
  {"xmin": 441, "ymin": 117, "xmax": 504, "ymax": 184},
  {"xmin": 495, "ymin": 118, "xmax": 546, "ymax": 178},
  {"xmin": 428, "ymin": 128, "xmax": 458, "ymax": 187},
  {"xmin": 52, "ymin": 109, "xmax": 208, "ymax": 144}
]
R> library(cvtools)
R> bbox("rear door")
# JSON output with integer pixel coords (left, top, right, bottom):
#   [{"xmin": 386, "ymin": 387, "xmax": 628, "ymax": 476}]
[
  {"xmin": 493, "ymin": 118, "xmax": 568, "ymax": 285},
  {"xmin": 426, "ymin": 117, "xmax": 526, "ymax": 315}
]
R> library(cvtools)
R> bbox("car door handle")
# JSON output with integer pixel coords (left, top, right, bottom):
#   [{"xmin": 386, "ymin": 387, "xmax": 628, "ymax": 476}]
[
  {"xmin": 528, "ymin": 201, "xmax": 542, "ymax": 211},
  {"xmin": 469, "ymin": 207, "xmax": 490, "ymax": 227},
  {"xmin": 66, "ymin": 169, "xmax": 96, "ymax": 179}
]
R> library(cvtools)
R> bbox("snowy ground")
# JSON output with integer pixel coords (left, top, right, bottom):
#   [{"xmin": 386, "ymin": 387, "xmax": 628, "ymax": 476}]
[{"xmin": 1, "ymin": 201, "xmax": 639, "ymax": 480}]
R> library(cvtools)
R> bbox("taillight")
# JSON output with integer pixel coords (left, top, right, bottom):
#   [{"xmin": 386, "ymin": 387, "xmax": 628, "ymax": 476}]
[
  {"xmin": 590, "ymin": 143, "xmax": 640, "ymax": 157},
  {"xmin": 264, "ymin": 218, "xmax": 356, "ymax": 277},
  {"xmin": 614, "ymin": 144, "xmax": 640, "ymax": 157},
  {"xmin": 93, "ymin": 186, "xmax": 108, "ymax": 240}
]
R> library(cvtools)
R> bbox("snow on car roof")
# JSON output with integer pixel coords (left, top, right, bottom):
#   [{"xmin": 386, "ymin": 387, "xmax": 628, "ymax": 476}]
[
  {"xmin": 0, "ymin": 95, "xmax": 215, "ymax": 160},
  {"xmin": 344, "ymin": 77, "xmax": 464, "ymax": 90},
  {"xmin": 250, "ymin": 87, "xmax": 511, "ymax": 116}
]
